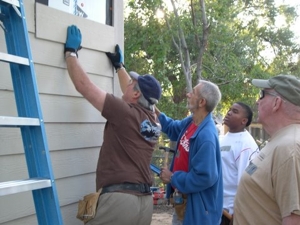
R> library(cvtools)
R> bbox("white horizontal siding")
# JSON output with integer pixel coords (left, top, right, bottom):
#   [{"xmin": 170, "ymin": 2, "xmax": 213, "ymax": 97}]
[
  {"xmin": 0, "ymin": 0, "xmax": 124, "ymax": 224},
  {"xmin": 0, "ymin": 174, "xmax": 96, "ymax": 224},
  {"xmin": 35, "ymin": 3, "xmax": 115, "ymax": 52},
  {"xmin": 0, "ymin": 123, "xmax": 104, "ymax": 156},
  {"xmin": 0, "ymin": 147, "xmax": 99, "ymax": 182}
]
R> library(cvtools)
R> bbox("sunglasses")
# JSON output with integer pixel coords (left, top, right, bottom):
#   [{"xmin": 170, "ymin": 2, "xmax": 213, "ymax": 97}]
[{"xmin": 259, "ymin": 90, "xmax": 279, "ymax": 100}]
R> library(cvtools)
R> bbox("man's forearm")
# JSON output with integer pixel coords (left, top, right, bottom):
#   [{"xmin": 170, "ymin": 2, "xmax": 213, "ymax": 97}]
[
  {"xmin": 65, "ymin": 52, "xmax": 91, "ymax": 94},
  {"xmin": 65, "ymin": 52, "xmax": 106, "ymax": 112},
  {"xmin": 117, "ymin": 66, "xmax": 131, "ymax": 94}
]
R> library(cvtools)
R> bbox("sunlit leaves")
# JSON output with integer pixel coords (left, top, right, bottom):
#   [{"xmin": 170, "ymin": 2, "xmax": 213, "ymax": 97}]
[{"xmin": 124, "ymin": 0, "xmax": 300, "ymax": 119}]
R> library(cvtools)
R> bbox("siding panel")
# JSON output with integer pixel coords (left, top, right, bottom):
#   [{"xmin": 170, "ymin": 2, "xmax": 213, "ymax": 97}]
[
  {"xmin": 0, "ymin": 175, "xmax": 96, "ymax": 224},
  {"xmin": 0, "ymin": 192, "xmax": 36, "ymax": 224},
  {"xmin": 0, "ymin": 123, "xmax": 104, "ymax": 155},
  {"xmin": 35, "ymin": 3, "xmax": 115, "ymax": 52},
  {"xmin": 35, "ymin": 64, "xmax": 113, "ymax": 97},
  {"xmin": 46, "ymin": 123, "xmax": 104, "ymax": 151},
  {"xmin": 0, "ymin": 91, "xmax": 17, "ymax": 117},
  {"xmin": 0, "ymin": 91, "xmax": 107, "ymax": 123},
  {"xmin": 0, "ymin": 0, "xmax": 123, "ymax": 224},
  {"xmin": 0, "ymin": 148, "xmax": 99, "ymax": 181},
  {"xmin": 24, "ymin": 0, "xmax": 35, "ymax": 33},
  {"xmin": 30, "ymin": 33, "xmax": 114, "ymax": 75}
]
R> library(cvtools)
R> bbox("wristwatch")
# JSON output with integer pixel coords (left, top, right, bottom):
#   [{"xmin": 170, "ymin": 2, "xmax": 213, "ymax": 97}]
[{"xmin": 65, "ymin": 52, "xmax": 77, "ymax": 59}]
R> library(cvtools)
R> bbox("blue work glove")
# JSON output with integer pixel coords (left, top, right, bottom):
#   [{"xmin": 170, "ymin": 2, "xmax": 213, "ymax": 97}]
[
  {"xmin": 105, "ymin": 44, "xmax": 125, "ymax": 71},
  {"xmin": 64, "ymin": 25, "xmax": 82, "ymax": 57}
]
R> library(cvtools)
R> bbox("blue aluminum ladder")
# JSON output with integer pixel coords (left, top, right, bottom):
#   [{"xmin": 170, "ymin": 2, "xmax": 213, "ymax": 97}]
[{"xmin": 0, "ymin": 0, "xmax": 63, "ymax": 224}]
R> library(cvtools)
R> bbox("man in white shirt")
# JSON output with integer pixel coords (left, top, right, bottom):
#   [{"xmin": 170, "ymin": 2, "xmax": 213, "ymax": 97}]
[{"xmin": 220, "ymin": 102, "xmax": 258, "ymax": 225}]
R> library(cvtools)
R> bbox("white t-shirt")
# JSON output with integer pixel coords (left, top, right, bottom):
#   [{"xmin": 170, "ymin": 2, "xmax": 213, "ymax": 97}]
[{"xmin": 220, "ymin": 130, "xmax": 259, "ymax": 214}]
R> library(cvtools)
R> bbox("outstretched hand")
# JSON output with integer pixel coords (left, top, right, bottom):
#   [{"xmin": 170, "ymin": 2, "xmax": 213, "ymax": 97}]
[
  {"xmin": 106, "ymin": 44, "xmax": 125, "ymax": 71},
  {"xmin": 65, "ymin": 25, "xmax": 82, "ymax": 56}
]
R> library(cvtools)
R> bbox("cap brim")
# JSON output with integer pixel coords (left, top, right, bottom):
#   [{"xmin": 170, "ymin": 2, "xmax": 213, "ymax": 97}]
[
  {"xmin": 252, "ymin": 79, "xmax": 271, "ymax": 88},
  {"xmin": 129, "ymin": 71, "xmax": 140, "ymax": 80}
]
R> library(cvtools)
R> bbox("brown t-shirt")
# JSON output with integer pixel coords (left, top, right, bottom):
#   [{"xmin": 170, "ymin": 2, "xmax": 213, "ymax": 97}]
[{"xmin": 96, "ymin": 94, "xmax": 161, "ymax": 193}]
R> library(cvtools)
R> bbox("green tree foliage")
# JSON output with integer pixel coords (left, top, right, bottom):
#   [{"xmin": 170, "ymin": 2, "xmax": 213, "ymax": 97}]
[{"xmin": 124, "ymin": 0, "xmax": 300, "ymax": 118}]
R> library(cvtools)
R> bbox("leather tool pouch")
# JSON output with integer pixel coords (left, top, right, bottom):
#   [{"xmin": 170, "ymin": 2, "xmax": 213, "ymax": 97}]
[
  {"xmin": 76, "ymin": 188, "xmax": 102, "ymax": 224},
  {"xmin": 170, "ymin": 192, "xmax": 187, "ymax": 221}
]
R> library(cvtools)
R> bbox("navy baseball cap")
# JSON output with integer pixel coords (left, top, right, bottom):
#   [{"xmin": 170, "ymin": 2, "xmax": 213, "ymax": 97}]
[{"xmin": 129, "ymin": 71, "xmax": 162, "ymax": 104}]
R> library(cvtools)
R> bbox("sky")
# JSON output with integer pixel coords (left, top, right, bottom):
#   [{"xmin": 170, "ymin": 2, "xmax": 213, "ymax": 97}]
[{"xmin": 275, "ymin": 0, "xmax": 300, "ymax": 44}]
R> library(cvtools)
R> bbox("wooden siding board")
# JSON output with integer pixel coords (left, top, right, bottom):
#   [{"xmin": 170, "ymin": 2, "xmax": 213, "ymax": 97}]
[
  {"xmin": 0, "ymin": 175, "xmax": 95, "ymax": 224},
  {"xmin": 51, "ymin": 148, "xmax": 99, "ymax": 178},
  {"xmin": 0, "ymin": 123, "xmax": 103, "ymax": 156},
  {"xmin": 0, "ymin": 0, "xmax": 123, "ymax": 224},
  {"xmin": 0, "ymin": 91, "xmax": 107, "ymax": 123},
  {"xmin": 0, "ymin": 91, "xmax": 17, "ymax": 117},
  {"xmin": 0, "ymin": 205, "xmax": 85, "ymax": 225},
  {"xmin": 0, "ymin": 215, "xmax": 38, "ymax": 225},
  {"xmin": 61, "ymin": 203, "xmax": 84, "ymax": 225},
  {"xmin": 35, "ymin": 3, "xmax": 115, "ymax": 52},
  {"xmin": 58, "ymin": 175, "xmax": 98, "ymax": 225},
  {"xmin": 41, "ymin": 95, "xmax": 106, "ymax": 123},
  {"xmin": 0, "ymin": 148, "xmax": 99, "ymax": 181},
  {"xmin": 30, "ymin": 32, "xmax": 113, "ymax": 76},
  {"xmin": 0, "ymin": 128, "xmax": 23, "ymax": 156},
  {"xmin": 35, "ymin": 64, "xmax": 113, "ymax": 97},
  {"xmin": 24, "ymin": 0, "xmax": 35, "ymax": 33},
  {"xmin": 0, "ymin": 192, "xmax": 36, "ymax": 224},
  {"xmin": 0, "ymin": 63, "xmax": 12, "ymax": 89},
  {"xmin": 0, "ymin": 29, "xmax": 7, "ymax": 53},
  {"xmin": 46, "ymin": 123, "xmax": 104, "ymax": 151},
  {"xmin": 0, "ymin": 154, "xmax": 28, "ymax": 182},
  {"xmin": 56, "ymin": 174, "xmax": 97, "ymax": 206}
]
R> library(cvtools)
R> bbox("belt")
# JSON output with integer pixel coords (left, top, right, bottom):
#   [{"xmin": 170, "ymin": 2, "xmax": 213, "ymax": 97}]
[{"xmin": 101, "ymin": 183, "xmax": 151, "ymax": 195}]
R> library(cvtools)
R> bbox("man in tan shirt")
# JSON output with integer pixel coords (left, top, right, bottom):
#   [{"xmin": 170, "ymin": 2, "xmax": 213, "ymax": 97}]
[{"xmin": 234, "ymin": 75, "xmax": 300, "ymax": 225}]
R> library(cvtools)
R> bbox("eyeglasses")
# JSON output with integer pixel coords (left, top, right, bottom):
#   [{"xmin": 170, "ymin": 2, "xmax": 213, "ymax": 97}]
[{"xmin": 259, "ymin": 90, "xmax": 279, "ymax": 100}]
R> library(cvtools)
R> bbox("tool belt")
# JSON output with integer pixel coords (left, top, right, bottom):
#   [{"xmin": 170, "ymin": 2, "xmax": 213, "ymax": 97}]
[
  {"xmin": 101, "ymin": 183, "xmax": 151, "ymax": 194},
  {"xmin": 170, "ymin": 192, "xmax": 187, "ymax": 221},
  {"xmin": 76, "ymin": 188, "xmax": 102, "ymax": 224}
]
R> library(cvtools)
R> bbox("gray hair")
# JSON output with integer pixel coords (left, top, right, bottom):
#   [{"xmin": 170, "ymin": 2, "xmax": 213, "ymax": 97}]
[
  {"xmin": 133, "ymin": 82, "xmax": 155, "ymax": 111},
  {"xmin": 197, "ymin": 80, "xmax": 221, "ymax": 112}
]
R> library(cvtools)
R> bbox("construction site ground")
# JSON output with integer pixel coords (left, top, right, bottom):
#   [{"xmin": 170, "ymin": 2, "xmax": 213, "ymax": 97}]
[{"xmin": 151, "ymin": 204, "xmax": 173, "ymax": 225}]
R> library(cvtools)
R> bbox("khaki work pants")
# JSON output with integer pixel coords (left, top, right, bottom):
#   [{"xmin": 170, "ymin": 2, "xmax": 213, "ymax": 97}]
[{"xmin": 86, "ymin": 192, "xmax": 153, "ymax": 225}]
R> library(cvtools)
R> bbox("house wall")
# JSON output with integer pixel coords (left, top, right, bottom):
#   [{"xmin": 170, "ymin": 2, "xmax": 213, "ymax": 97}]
[{"xmin": 0, "ymin": 1, "xmax": 123, "ymax": 224}]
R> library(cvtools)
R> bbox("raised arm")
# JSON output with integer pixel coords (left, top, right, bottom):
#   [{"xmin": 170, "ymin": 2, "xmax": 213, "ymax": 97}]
[
  {"xmin": 106, "ymin": 45, "xmax": 131, "ymax": 94},
  {"xmin": 64, "ymin": 25, "xmax": 106, "ymax": 112}
]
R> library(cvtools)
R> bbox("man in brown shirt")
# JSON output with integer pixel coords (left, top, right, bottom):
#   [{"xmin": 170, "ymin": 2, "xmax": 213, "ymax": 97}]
[{"xmin": 64, "ymin": 25, "xmax": 162, "ymax": 225}]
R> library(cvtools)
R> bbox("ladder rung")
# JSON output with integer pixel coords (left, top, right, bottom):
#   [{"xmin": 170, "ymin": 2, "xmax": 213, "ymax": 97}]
[
  {"xmin": 0, "ymin": 52, "xmax": 29, "ymax": 65},
  {"xmin": 0, "ymin": 0, "xmax": 20, "ymax": 7},
  {"xmin": 0, "ymin": 178, "xmax": 52, "ymax": 196},
  {"xmin": 0, "ymin": 116, "xmax": 40, "ymax": 127}
]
